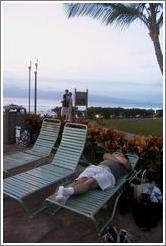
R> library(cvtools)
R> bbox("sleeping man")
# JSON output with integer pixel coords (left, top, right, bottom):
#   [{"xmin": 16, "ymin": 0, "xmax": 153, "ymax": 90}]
[{"xmin": 55, "ymin": 152, "xmax": 130, "ymax": 204}]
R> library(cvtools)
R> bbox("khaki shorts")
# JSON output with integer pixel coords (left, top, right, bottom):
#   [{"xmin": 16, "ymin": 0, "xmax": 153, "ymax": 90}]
[
  {"xmin": 77, "ymin": 165, "xmax": 116, "ymax": 190},
  {"xmin": 61, "ymin": 107, "xmax": 69, "ymax": 117}
]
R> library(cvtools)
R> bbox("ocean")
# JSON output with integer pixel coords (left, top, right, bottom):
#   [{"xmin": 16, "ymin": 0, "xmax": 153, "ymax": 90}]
[
  {"xmin": 3, "ymin": 97, "xmax": 58, "ymax": 114},
  {"xmin": 3, "ymin": 96, "xmax": 162, "ymax": 114}
]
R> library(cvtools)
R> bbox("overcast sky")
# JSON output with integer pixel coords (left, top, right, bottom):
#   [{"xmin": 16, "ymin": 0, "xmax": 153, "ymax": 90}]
[{"xmin": 2, "ymin": 2, "xmax": 164, "ymax": 108}]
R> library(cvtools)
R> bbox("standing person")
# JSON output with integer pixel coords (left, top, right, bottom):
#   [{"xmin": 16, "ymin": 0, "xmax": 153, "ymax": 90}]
[
  {"xmin": 67, "ymin": 92, "xmax": 73, "ymax": 122},
  {"xmin": 61, "ymin": 89, "xmax": 70, "ymax": 121},
  {"xmin": 54, "ymin": 152, "xmax": 130, "ymax": 204}
]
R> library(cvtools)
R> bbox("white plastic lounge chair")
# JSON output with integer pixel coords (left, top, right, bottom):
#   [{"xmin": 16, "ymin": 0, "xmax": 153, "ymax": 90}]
[
  {"xmin": 3, "ymin": 123, "xmax": 87, "ymax": 216},
  {"xmin": 3, "ymin": 118, "xmax": 61, "ymax": 174},
  {"xmin": 45, "ymin": 153, "xmax": 140, "ymax": 234}
]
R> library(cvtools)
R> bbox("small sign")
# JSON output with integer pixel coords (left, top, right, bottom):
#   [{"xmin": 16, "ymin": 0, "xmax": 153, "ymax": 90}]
[{"xmin": 75, "ymin": 92, "xmax": 88, "ymax": 106}]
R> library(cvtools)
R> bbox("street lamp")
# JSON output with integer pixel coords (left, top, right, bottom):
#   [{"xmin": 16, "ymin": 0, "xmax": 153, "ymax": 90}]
[
  {"xmin": 28, "ymin": 61, "xmax": 32, "ymax": 112},
  {"xmin": 34, "ymin": 58, "xmax": 38, "ymax": 114}
]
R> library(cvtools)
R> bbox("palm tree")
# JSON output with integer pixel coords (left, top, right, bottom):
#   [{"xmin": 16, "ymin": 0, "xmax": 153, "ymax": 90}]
[{"xmin": 65, "ymin": 3, "xmax": 163, "ymax": 74}]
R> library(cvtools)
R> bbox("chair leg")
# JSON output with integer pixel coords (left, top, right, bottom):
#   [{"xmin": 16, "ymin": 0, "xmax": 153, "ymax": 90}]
[
  {"xmin": 18, "ymin": 198, "xmax": 33, "ymax": 216},
  {"xmin": 30, "ymin": 205, "xmax": 48, "ymax": 218},
  {"xmin": 97, "ymin": 191, "xmax": 122, "ymax": 236},
  {"xmin": 18, "ymin": 199, "xmax": 47, "ymax": 218},
  {"xmin": 47, "ymin": 203, "xmax": 62, "ymax": 216}
]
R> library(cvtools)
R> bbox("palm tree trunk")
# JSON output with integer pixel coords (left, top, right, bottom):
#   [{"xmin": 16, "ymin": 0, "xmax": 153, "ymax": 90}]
[
  {"xmin": 148, "ymin": 4, "xmax": 163, "ymax": 75},
  {"xmin": 151, "ymin": 35, "xmax": 163, "ymax": 74}
]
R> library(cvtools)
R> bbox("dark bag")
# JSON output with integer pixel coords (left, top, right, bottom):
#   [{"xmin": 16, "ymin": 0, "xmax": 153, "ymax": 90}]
[
  {"xmin": 132, "ymin": 194, "xmax": 162, "ymax": 231},
  {"xmin": 130, "ymin": 170, "xmax": 162, "ymax": 231},
  {"xmin": 119, "ymin": 186, "xmax": 134, "ymax": 214}
]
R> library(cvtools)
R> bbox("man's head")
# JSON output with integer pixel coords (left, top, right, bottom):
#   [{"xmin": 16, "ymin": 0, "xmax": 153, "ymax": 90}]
[
  {"xmin": 103, "ymin": 152, "xmax": 129, "ymax": 169},
  {"xmin": 65, "ymin": 89, "xmax": 69, "ymax": 94},
  {"xmin": 113, "ymin": 152, "xmax": 129, "ymax": 169}
]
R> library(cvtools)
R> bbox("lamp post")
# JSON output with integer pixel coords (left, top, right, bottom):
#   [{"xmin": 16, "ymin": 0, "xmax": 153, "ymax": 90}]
[
  {"xmin": 28, "ymin": 61, "xmax": 32, "ymax": 112},
  {"xmin": 34, "ymin": 58, "xmax": 38, "ymax": 114}
]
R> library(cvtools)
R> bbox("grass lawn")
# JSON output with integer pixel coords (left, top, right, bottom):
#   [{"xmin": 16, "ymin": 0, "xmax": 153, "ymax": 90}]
[{"xmin": 96, "ymin": 118, "xmax": 163, "ymax": 136}]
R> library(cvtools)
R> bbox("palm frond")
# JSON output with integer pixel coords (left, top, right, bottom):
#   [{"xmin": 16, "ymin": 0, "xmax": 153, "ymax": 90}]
[
  {"xmin": 65, "ymin": 3, "xmax": 145, "ymax": 28},
  {"xmin": 65, "ymin": 3, "xmax": 163, "ymax": 30},
  {"xmin": 64, "ymin": 3, "xmax": 106, "ymax": 19},
  {"xmin": 158, "ymin": 11, "xmax": 163, "ymax": 23},
  {"xmin": 102, "ymin": 3, "xmax": 141, "ymax": 27},
  {"xmin": 157, "ymin": 13, "xmax": 163, "ymax": 29},
  {"xmin": 156, "ymin": 4, "xmax": 163, "ymax": 29}
]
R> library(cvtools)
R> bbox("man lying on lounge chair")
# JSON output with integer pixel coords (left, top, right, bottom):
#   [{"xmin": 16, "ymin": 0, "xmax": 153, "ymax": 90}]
[{"xmin": 54, "ymin": 152, "xmax": 130, "ymax": 204}]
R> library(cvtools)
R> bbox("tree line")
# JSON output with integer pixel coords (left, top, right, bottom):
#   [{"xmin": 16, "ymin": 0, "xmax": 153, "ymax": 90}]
[
  {"xmin": 52, "ymin": 106, "xmax": 163, "ymax": 119},
  {"xmin": 87, "ymin": 107, "xmax": 163, "ymax": 119}
]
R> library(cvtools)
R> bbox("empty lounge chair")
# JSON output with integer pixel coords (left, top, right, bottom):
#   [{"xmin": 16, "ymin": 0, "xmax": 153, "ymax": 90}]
[
  {"xmin": 3, "ymin": 118, "xmax": 61, "ymax": 174},
  {"xmin": 3, "ymin": 123, "xmax": 87, "ymax": 216}
]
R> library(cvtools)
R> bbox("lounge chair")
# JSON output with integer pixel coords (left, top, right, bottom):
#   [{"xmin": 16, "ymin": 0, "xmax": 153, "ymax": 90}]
[
  {"xmin": 3, "ymin": 118, "xmax": 61, "ymax": 174},
  {"xmin": 3, "ymin": 123, "xmax": 87, "ymax": 216},
  {"xmin": 45, "ymin": 153, "xmax": 140, "ymax": 235}
]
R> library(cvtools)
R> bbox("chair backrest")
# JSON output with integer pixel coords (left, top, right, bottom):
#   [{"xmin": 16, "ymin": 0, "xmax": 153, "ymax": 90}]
[
  {"xmin": 31, "ymin": 118, "xmax": 61, "ymax": 155},
  {"xmin": 51, "ymin": 123, "xmax": 87, "ymax": 171}
]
